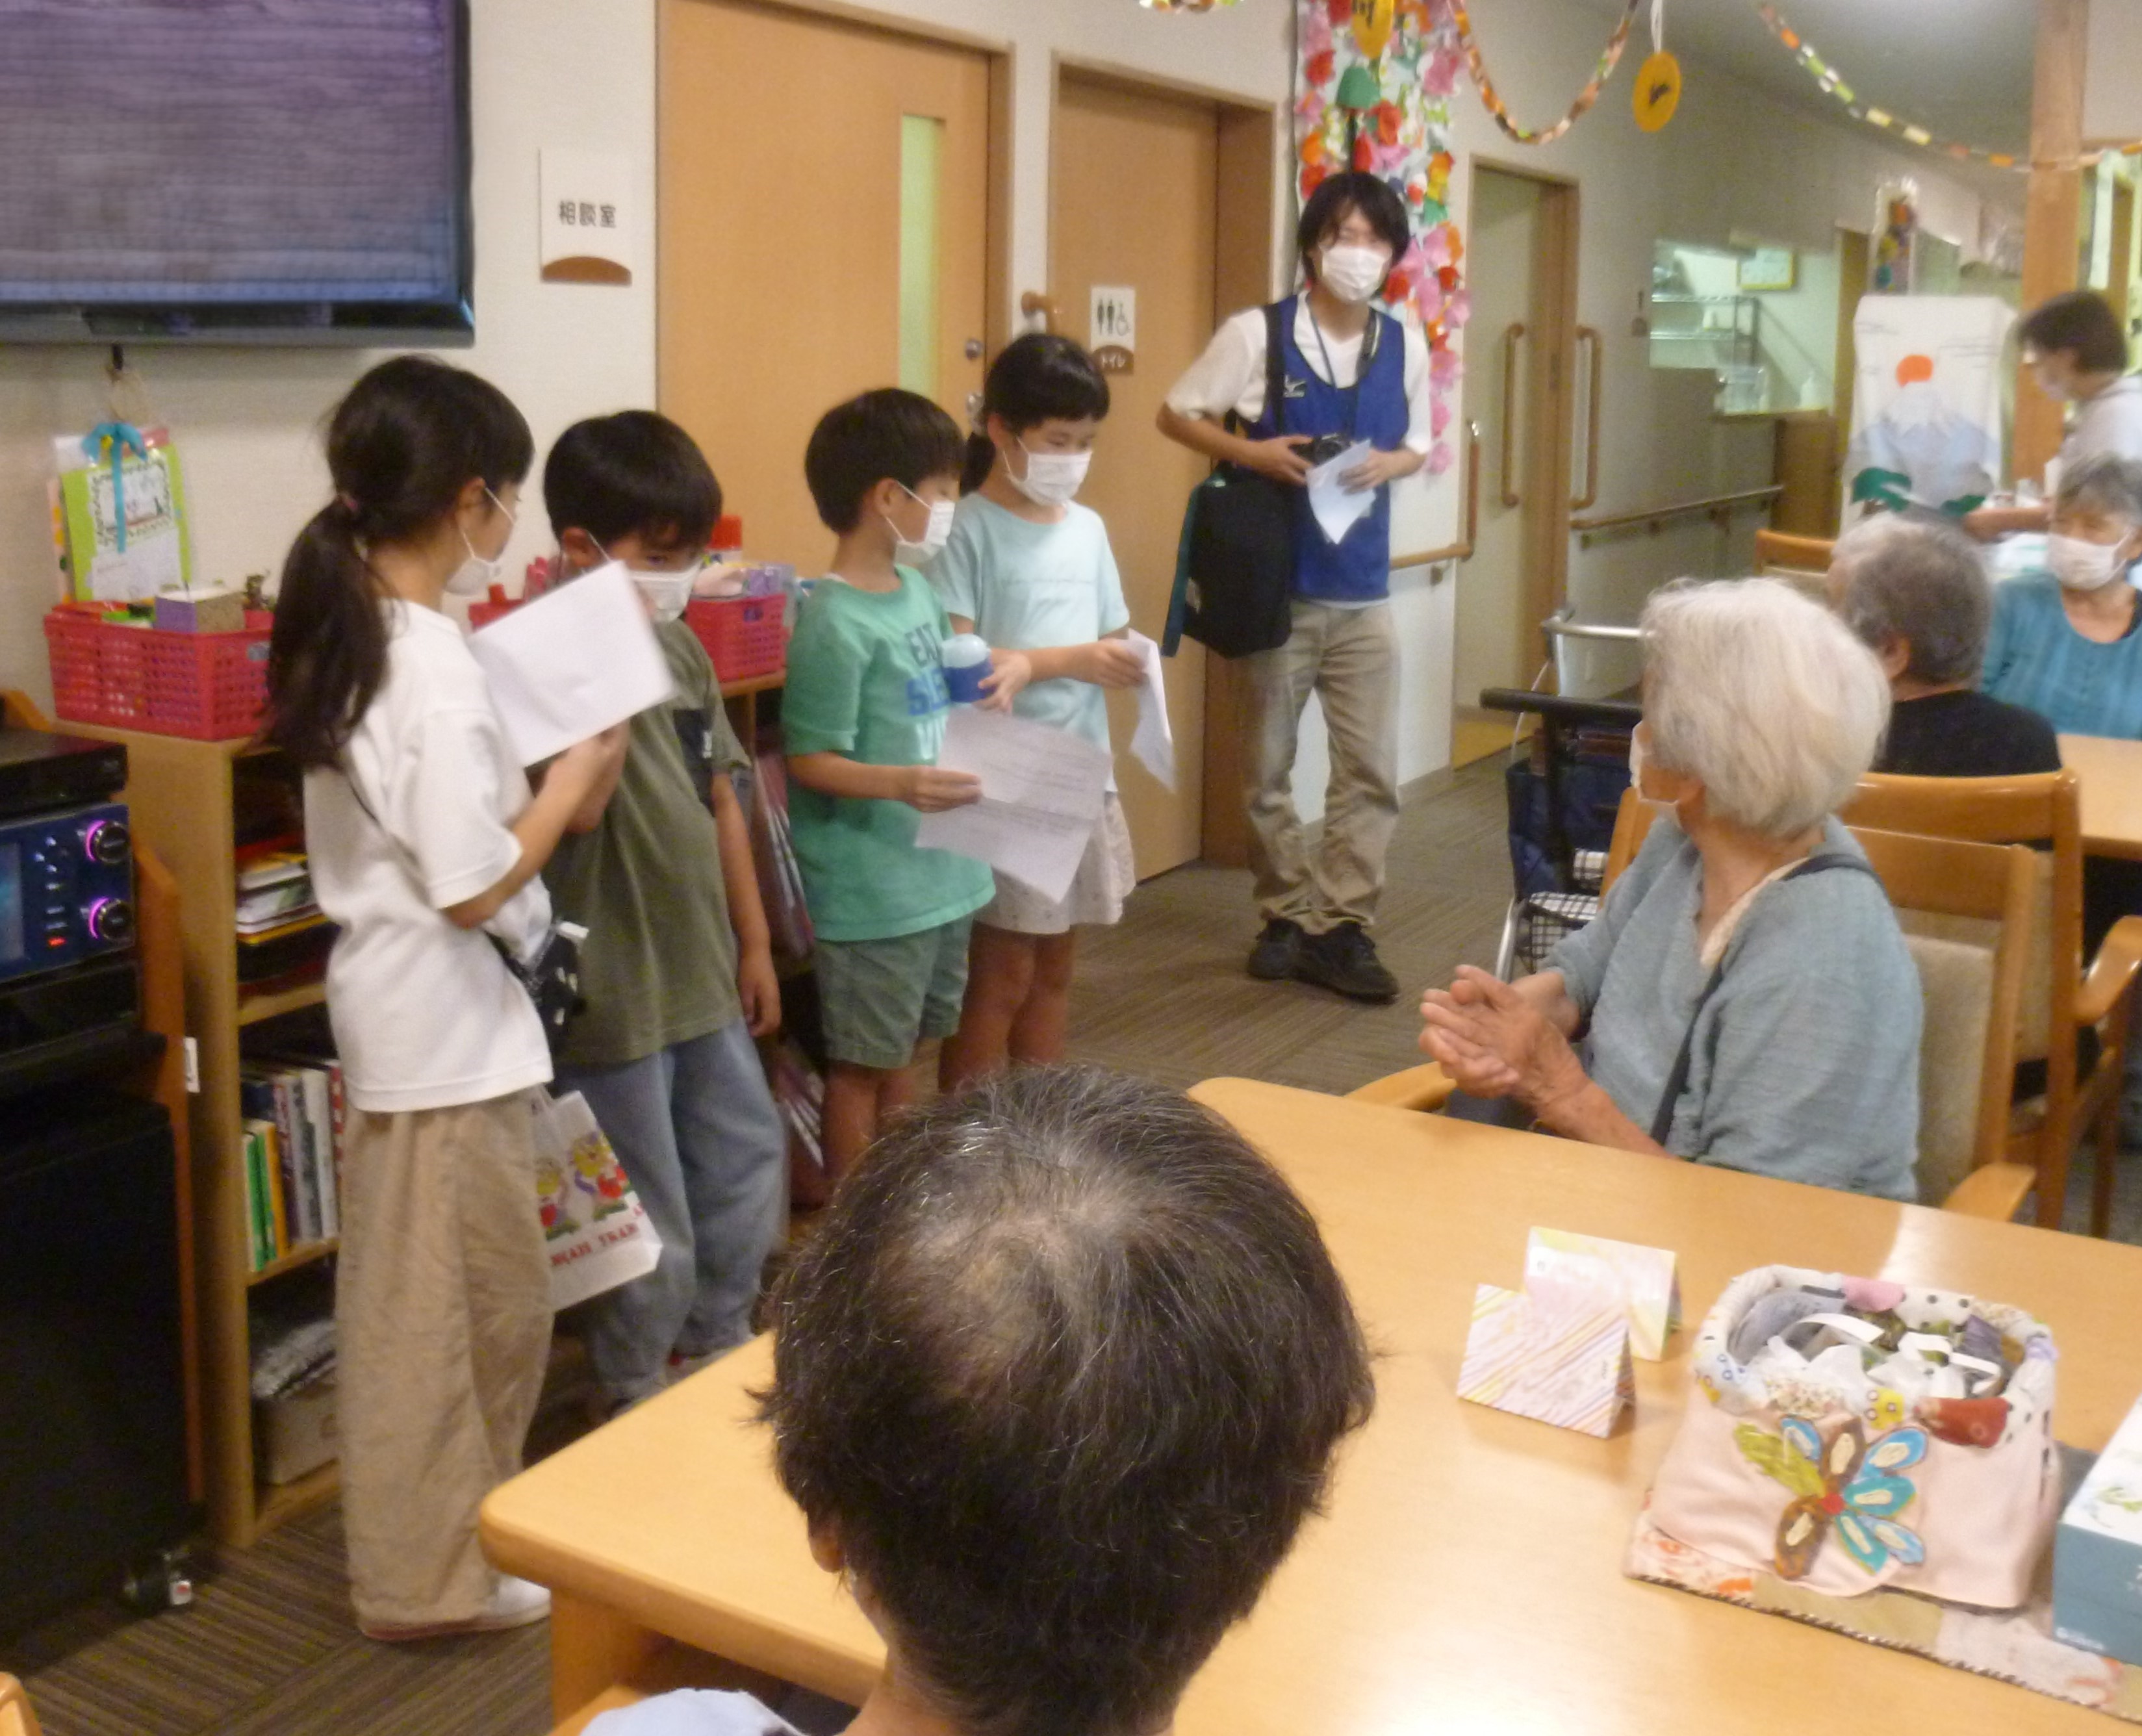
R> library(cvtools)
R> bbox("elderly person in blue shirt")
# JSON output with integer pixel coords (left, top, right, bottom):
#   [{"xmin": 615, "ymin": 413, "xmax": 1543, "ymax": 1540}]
[
  {"xmin": 1983, "ymin": 453, "xmax": 2142, "ymax": 739},
  {"xmin": 1420, "ymin": 578, "xmax": 1922, "ymax": 1200}
]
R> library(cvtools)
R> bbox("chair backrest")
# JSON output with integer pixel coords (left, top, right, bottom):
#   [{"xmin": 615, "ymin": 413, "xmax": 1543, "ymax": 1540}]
[
  {"xmin": 1601, "ymin": 788, "xmax": 1663, "ymax": 894},
  {"xmin": 1753, "ymin": 530, "xmax": 1838, "ymax": 604},
  {"xmin": 1841, "ymin": 771, "xmax": 2084, "ymax": 1227},
  {"xmin": 0, "ymin": 1675, "xmax": 44, "ymax": 1736},
  {"xmin": 1848, "ymin": 827, "xmax": 2036, "ymax": 1202}
]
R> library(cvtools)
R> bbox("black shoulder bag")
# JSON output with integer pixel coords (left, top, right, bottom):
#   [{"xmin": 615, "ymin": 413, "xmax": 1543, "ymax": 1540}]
[
  {"xmin": 1648, "ymin": 854, "xmax": 1880, "ymax": 1147},
  {"xmin": 1167, "ymin": 303, "xmax": 1299, "ymax": 660}
]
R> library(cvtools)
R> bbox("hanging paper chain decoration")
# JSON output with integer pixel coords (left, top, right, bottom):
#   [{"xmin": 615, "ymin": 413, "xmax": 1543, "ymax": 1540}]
[
  {"xmin": 1451, "ymin": 0, "xmax": 1644, "ymax": 146},
  {"xmin": 1755, "ymin": 4, "xmax": 2142, "ymax": 173},
  {"xmin": 1295, "ymin": 0, "xmax": 1471, "ymax": 478}
]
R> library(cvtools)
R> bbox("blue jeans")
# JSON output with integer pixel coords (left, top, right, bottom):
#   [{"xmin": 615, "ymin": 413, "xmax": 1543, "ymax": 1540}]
[{"xmin": 557, "ymin": 1020, "xmax": 785, "ymax": 1406}]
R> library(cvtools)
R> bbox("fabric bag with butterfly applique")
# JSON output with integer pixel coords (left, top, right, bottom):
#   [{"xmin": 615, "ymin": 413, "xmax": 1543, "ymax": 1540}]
[{"xmin": 1643, "ymin": 1263, "xmax": 2059, "ymax": 1611}]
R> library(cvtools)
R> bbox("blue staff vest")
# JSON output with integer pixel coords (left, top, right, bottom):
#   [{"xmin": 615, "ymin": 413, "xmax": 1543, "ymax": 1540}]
[{"xmin": 1245, "ymin": 296, "xmax": 1410, "ymax": 605}]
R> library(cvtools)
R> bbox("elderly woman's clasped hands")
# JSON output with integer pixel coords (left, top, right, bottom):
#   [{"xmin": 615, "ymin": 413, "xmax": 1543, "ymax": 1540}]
[{"xmin": 1418, "ymin": 966, "xmax": 1581, "ymax": 1108}]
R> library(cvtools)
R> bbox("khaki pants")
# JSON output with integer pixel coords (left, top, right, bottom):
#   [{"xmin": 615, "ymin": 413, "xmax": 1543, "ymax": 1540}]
[
  {"xmin": 337, "ymin": 1091, "xmax": 552, "ymax": 1630},
  {"xmin": 1242, "ymin": 599, "xmax": 1401, "ymax": 934}
]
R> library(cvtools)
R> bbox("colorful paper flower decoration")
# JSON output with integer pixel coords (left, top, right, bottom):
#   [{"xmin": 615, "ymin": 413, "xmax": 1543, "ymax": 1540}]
[{"xmin": 1295, "ymin": 0, "xmax": 1470, "ymax": 476}]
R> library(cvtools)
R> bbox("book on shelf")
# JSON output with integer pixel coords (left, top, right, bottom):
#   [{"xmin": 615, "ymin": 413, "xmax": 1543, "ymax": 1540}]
[
  {"xmin": 242, "ymin": 1124, "xmax": 274, "ymax": 1273},
  {"xmin": 240, "ymin": 1053, "xmax": 345, "ymax": 1264},
  {"xmin": 236, "ymin": 849, "xmax": 309, "ymax": 894},
  {"xmin": 235, "ymin": 847, "xmax": 319, "ymax": 936}
]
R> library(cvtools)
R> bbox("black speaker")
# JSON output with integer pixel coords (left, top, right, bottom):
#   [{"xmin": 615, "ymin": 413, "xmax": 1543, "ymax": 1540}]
[{"xmin": 0, "ymin": 1086, "xmax": 193, "ymax": 1633}]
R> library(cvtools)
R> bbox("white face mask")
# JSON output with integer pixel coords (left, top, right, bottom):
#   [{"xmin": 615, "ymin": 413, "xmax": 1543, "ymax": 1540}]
[
  {"xmin": 1009, "ymin": 440, "xmax": 1091, "ymax": 508},
  {"xmin": 887, "ymin": 485, "xmax": 957, "ymax": 565},
  {"xmin": 631, "ymin": 571, "xmax": 696, "ymax": 622},
  {"xmin": 447, "ymin": 487, "xmax": 516, "ymax": 596},
  {"xmin": 1319, "ymin": 242, "xmax": 1392, "ymax": 306},
  {"xmin": 2048, "ymin": 531, "xmax": 2134, "ymax": 593},
  {"xmin": 1629, "ymin": 726, "xmax": 1650, "ymax": 795}
]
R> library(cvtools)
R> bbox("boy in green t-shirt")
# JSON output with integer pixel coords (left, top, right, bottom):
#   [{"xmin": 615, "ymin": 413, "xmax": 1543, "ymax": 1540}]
[
  {"xmin": 786, "ymin": 390, "xmax": 1028, "ymax": 1179},
  {"xmin": 541, "ymin": 412, "xmax": 785, "ymax": 1415}
]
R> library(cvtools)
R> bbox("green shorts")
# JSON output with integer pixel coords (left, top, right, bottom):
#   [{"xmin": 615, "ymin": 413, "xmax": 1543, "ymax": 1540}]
[{"xmin": 814, "ymin": 916, "xmax": 975, "ymax": 1072}]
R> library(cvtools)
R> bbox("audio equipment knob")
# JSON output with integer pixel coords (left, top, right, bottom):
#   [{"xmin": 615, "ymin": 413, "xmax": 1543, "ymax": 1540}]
[
  {"xmin": 83, "ymin": 819, "xmax": 132, "ymax": 865},
  {"xmin": 86, "ymin": 898, "xmax": 134, "ymax": 945}
]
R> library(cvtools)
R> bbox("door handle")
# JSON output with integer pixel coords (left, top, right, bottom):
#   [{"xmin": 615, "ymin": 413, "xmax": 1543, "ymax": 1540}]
[
  {"xmin": 1499, "ymin": 322, "xmax": 1526, "ymax": 509},
  {"xmin": 1571, "ymin": 325, "xmax": 1603, "ymax": 512},
  {"xmin": 1020, "ymin": 291, "xmax": 1059, "ymax": 334}
]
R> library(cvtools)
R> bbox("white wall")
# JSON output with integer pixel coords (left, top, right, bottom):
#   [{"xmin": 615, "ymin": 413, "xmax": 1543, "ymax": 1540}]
[
  {"xmin": 0, "ymin": 0, "xmax": 659, "ymax": 708},
  {"xmin": 2085, "ymin": 0, "xmax": 2142, "ymax": 145},
  {"xmin": 1439, "ymin": 0, "xmax": 2011, "ymax": 672}
]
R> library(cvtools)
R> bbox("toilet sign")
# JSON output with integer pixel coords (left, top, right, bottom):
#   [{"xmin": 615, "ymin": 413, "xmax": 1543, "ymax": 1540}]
[{"xmin": 1090, "ymin": 287, "xmax": 1136, "ymax": 375}]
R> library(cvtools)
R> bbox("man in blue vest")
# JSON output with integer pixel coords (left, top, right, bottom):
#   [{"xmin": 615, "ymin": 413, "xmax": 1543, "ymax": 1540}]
[{"xmin": 1159, "ymin": 172, "xmax": 1430, "ymax": 1003}]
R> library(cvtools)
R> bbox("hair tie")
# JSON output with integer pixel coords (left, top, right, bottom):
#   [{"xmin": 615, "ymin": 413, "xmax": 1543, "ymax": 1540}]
[{"xmin": 336, "ymin": 492, "xmax": 361, "ymax": 515}]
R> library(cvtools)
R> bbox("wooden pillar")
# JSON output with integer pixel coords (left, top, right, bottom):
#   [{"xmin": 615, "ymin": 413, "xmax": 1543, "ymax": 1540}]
[{"xmin": 2015, "ymin": 0, "xmax": 2089, "ymax": 484}]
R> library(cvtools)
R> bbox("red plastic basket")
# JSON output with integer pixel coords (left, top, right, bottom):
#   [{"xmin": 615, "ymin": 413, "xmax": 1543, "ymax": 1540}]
[
  {"xmin": 44, "ymin": 608, "xmax": 272, "ymax": 741},
  {"xmin": 685, "ymin": 594, "xmax": 787, "ymax": 683}
]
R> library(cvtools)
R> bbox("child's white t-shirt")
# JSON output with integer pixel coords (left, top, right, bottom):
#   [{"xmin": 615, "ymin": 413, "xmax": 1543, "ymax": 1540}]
[{"xmin": 304, "ymin": 600, "xmax": 553, "ymax": 1114}]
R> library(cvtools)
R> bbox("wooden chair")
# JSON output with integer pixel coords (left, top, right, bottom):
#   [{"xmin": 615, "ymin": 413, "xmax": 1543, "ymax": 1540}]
[
  {"xmin": 1842, "ymin": 771, "xmax": 2142, "ymax": 1234},
  {"xmin": 1351, "ymin": 798, "xmax": 2045, "ymax": 1219},
  {"xmin": 0, "ymin": 1675, "xmax": 45, "ymax": 1736},
  {"xmin": 1753, "ymin": 529, "xmax": 1837, "ymax": 598}
]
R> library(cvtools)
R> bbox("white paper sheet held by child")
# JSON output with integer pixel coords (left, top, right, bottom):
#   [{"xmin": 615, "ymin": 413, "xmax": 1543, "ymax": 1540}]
[
  {"xmin": 917, "ymin": 705, "xmax": 1112, "ymax": 903},
  {"xmin": 467, "ymin": 561, "xmax": 674, "ymax": 766}
]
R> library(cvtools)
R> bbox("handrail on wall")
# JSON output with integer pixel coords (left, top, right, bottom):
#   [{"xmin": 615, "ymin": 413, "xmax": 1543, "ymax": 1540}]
[
  {"xmin": 1392, "ymin": 420, "xmax": 1483, "ymax": 572},
  {"xmin": 1569, "ymin": 483, "xmax": 1783, "ymax": 541}
]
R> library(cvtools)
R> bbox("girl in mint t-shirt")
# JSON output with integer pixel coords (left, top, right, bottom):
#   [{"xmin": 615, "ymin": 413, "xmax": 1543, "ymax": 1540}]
[{"xmin": 930, "ymin": 336, "xmax": 1146, "ymax": 1088}]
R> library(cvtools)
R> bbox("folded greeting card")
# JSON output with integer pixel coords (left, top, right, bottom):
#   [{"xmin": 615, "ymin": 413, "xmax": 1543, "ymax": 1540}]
[
  {"xmin": 1457, "ymin": 1276, "xmax": 1635, "ymax": 1438},
  {"xmin": 1525, "ymin": 1227, "xmax": 1681, "ymax": 1361}
]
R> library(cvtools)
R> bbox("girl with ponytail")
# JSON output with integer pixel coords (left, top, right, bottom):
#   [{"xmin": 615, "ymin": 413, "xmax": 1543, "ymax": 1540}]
[
  {"xmin": 266, "ymin": 356, "xmax": 625, "ymax": 1640},
  {"xmin": 928, "ymin": 334, "xmax": 1146, "ymax": 1087}
]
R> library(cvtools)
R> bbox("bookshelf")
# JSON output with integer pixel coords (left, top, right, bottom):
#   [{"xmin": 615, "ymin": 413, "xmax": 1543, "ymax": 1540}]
[{"xmin": 55, "ymin": 724, "xmax": 333, "ymax": 1546}]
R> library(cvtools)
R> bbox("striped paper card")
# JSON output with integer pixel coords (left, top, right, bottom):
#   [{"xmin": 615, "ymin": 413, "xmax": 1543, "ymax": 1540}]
[
  {"xmin": 1457, "ymin": 1277, "xmax": 1635, "ymax": 1438},
  {"xmin": 1525, "ymin": 1228, "xmax": 1680, "ymax": 1362}
]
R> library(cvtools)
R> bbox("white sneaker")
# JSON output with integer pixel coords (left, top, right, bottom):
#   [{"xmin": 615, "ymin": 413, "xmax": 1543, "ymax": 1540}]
[
  {"xmin": 477, "ymin": 1574, "xmax": 553, "ymax": 1631},
  {"xmin": 359, "ymin": 1574, "xmax": 551, "ymax": 1642}
]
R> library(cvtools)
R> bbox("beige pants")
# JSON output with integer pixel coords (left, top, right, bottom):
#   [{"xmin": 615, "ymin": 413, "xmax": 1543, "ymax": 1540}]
[
  {"xmin": 1242, "ymin": 599, "xmax": 1401, "ymax": 934},
  {"xmin": 337, "ymin": 1091, "xmax": 552, "ymax": 1629}
]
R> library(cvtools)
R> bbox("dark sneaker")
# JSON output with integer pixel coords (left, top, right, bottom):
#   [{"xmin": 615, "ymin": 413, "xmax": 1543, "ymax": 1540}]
[
  {"xmin": 1247, "ymin": 917, "xmax": 1305, "ymax": 981},
  {"xmin": 1294, "ymin": 923, "xmax": 1401, "ymax": 1004}
]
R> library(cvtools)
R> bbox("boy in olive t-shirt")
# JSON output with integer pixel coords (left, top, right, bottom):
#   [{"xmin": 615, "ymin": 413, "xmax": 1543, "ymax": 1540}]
[
  {"xmin": 541, "ymin": 413, "xmax": 785, "ymax": 1415},
  {"xmin": 785, "ymin": 390, "xmax": 1025, "ymax": 1179}
]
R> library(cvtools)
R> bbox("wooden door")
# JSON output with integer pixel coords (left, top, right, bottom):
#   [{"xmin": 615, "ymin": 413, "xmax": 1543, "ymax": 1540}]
[
  {"xmin": 1457, "ymin": 167, "xmax": 1543, "ymax": 718},
  {"xmin": 659, "ymin": 0, "xmax": 991, "ymax": 571},
  {"xmin": 1050, "ymin": 72, "xmax": 1222, "ymax": 878}
]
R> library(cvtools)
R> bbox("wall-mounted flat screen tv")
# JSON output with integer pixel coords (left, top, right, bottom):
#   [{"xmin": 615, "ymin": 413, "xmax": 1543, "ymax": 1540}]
[{"xmin": 0, "ymin": 0, "xmax": 473, "ymax": 346}]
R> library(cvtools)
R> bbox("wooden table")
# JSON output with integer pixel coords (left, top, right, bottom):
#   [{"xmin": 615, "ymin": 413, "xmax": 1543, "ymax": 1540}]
[
  {"xmin": 483, "ymin": 1078, "xmax": 2142, "ymax": 1732},
  {"xmin": 2062, "ymin": 733, "xmax": 2142, "ymax": 861}
]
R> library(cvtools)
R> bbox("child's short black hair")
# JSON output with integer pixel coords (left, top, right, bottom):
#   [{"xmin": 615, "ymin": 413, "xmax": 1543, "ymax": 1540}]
[
  {"xmin": 2020, "ymin": 290, "xmax": 2130, "ymax": 376},
  {"xmin": 761, "ymin": 1065, "xmax": 1374, "ymax": 1736},
  {"xmin": 543, "ymin": 409, "xmax": 721, "ymax": 552},
  {"xmin": 1297, "ymin": 170, "xmax": 1412, "ymax": 279},
  {"xmin": 805, "ymin": 389, "xmax": 965, "ymax": 533}
]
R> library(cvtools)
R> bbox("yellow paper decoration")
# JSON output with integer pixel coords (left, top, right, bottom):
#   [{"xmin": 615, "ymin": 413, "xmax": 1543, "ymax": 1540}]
[
  {"xmin": 1350, "ymin": 0, "xmax": 1397, "ymax": 63},
  {"xmin": 1633, "ymin": 50, "xmax": 1681, "ymax": 133}
]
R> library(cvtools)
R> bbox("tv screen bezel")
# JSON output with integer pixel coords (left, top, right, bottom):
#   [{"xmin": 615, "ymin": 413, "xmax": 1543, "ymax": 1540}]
[{"xmin": 0, "ymin": 0, "xmax": 475, "ymax": 349}]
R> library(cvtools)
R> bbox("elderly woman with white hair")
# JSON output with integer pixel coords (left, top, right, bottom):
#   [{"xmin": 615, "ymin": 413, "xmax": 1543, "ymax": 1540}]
[{"xmin": 1420, "ymin": 578, "xmax": 1922, "ymax": 1200}]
